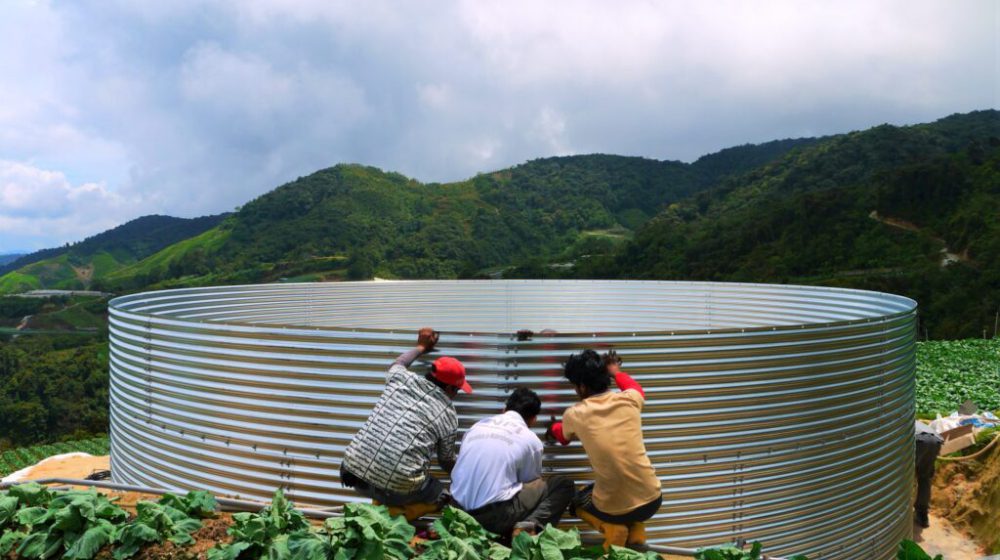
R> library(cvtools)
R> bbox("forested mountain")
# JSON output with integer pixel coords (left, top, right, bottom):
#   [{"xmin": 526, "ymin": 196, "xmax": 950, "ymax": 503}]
[
  {"xmin": 100, "ymin": 152, "xmax": 790, "ymax": 290},
  {"xmin": 0, "ymin": 254, "xmax": 25, "ymax": 267},
  {"xmin": 0, "ymin": 214, "xmax": 228, "ymax": 292},
  {"xmin": 580, "ymin": 110, "xmax": 1000, "ymax": 339},
  {"xmin": 689, "ymin": 137, "xmax": 825, "ymax": 181}
]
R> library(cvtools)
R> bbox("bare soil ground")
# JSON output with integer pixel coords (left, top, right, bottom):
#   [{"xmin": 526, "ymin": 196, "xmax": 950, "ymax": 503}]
[
  {"xmin": 19, "ymin": 454, "xmax": 110, "ymax": 481},
  {"xmin": 932, "ymin": 441, "xmax": 1000, "ymax": 556},
  {"xmin": 913, "ymin": 514, "xmax": 985, "ymax": 559},
  {"xmin": 129, "ymin": 515, "xmax": 233, "ymax": 560}
]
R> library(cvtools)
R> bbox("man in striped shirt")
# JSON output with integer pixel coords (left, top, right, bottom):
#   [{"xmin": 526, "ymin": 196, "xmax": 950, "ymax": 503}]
[{"xmin": 340, "ymin": 327, "xmax": 471, "ymax": 520}]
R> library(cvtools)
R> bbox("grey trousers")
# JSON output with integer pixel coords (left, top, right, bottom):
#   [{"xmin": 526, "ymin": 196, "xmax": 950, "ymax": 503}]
[
  {"xmin": 915, "ymin": 432, "xmax": 943, "ymax": 514},
  {"xmin": 466, "ymin": 475, "xmax": 576, "ymax": 536}
]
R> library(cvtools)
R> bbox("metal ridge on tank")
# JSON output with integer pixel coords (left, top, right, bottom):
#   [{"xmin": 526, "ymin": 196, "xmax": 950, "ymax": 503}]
[{"xmin": 108, "ymin": 280, "xmax": 917, "ymax": 559}]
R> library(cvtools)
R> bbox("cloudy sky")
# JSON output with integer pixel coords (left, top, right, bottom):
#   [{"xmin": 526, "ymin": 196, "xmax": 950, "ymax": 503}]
[{"xmin": 1, "ymin": 0, "xmax": 996, "ymax": 252}]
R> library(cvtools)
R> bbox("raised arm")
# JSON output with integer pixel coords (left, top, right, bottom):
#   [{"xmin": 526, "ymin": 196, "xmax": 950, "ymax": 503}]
[
  {"xmin": 393, "ymin": 327, "xmax": 439, "ymax": 368},
  {"xmin": 605, "ymin": 349, "xmax": 644, "ymax": 398}
]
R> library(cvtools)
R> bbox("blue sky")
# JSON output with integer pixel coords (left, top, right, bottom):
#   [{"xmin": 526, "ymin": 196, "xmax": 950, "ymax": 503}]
[{"xmin": 0, "ymin": 0, "xmax": 996, "ymax": 252}]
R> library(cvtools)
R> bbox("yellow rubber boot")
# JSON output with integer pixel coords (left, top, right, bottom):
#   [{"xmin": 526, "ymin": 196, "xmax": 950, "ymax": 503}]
[
  {"xmin": 371, "ymin": 499, "xmax": 439, "ymax": 521},
  {"xmin": 401, "ymin": 501, "xmax": 441, "ymax": 522},
  {"xmin": 577, "ymin": 509, "xmax": 629, "ymax": 550},
  {"xmin": 626, "ymin": 522, "xmax": 646, "ymax": 546}
]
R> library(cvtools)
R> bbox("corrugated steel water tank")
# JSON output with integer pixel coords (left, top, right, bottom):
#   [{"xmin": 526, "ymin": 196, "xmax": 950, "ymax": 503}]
[{"xmin": 108, "ymin": 281, "xmax": 917, "ymax": 559}]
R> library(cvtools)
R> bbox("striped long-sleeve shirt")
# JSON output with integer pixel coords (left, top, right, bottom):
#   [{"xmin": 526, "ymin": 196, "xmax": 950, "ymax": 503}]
[{"xmin": 342, "ymin": 363, "xmax": 458, "ymax": 494}]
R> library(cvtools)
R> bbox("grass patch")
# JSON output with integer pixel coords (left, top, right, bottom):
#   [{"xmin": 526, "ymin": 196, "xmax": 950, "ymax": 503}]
[
  {"xmin": 581, "ymin": 225, "xmax": 632, "ymax": 240},
  {"xmin": 108, "ymin": 227, "xmax": 230, "ymax": 281},
  {"xmin": 0, "ymin": 271, "xmax": 42, "ymax": 294}
]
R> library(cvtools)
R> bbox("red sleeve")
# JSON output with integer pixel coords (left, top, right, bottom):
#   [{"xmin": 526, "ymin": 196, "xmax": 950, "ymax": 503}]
[
  {"xmin": 551, "ymin": 422, "xmax": 570, "ymax": 446},
  {"xmin": 614, "ymin": 370, "xmax": 645, "ymax": 398}
]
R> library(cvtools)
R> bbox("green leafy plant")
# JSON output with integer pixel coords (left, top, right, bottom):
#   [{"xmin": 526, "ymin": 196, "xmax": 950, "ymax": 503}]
[
  {"xmin": 14, "ymin": 488, "xmax": 127, "ymax": 560},
  {"xmin": 0, "ymin": 483, "xmax": 55, "ymax": 555},
  {"xmin": 424, "ymin": 506, "xmax": 508, "ymax": 560},
  {"xmin": 605, "ymin": 546, "xmax": 661, "ymax": 560},
  {"xmin": 207, "ymin": 489, "xmax": 308, "ymax": 560},
  {"xmin": 694, "ymin": 542, "xmax": 762, "ymax": 560},
  {"xmin": 112, "ymin": 494, "xmax": 213, "ymax": 560},
  {"xmin": 158, "ymin": 490, "xmax": 219, "ymax": 518},
  {"xmin": 0, "ymin": 483, "xmax": 217, "ymax": 560},
  {"xmin": 694, "ymin": 542, "xmax": 808, "ymax": 560},
  {"xmin": 915, "ymin": 338, "xmax": 1000, "ymax": 415},
  {"xmin": 896, "ymin": 539, "xmax": 943, "ymax": 560},
  {"xmin": 508, "ymin": 526, "xmax": 581, "ymax": 560},
  {"xmin": 288, "ymin": 502, "xmax": 415, "ymax": 560}
]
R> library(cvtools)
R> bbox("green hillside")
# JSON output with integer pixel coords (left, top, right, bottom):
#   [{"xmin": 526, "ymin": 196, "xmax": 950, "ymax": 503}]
[
  {"xmin": 0, "ymin": 214, "xmax": 227, "ymax": 294},
  {"xmin": 587, "ymin": 110, "xmax": 1000, "ymax": 339},
  {"xmin": 0, "ymin": 254, "xmax": 25, "ymax": 267},
  {"xmin": 104, "ymin": 152, "xmax": 786, "ymax": 290},
  {"xmin": 0, "ymin": 272, "xmax": 41, "ymax": 293}
]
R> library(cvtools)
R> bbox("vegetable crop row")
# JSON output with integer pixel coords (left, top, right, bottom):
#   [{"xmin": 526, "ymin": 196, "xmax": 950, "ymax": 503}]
[
  {"xmin": 0, "ymin": 438, "xmax": 110, "ymax": 478},
  {"xmin": 915, "ymin": 338, "xmax": 1000, "ymax": 415},
  {"xmin": 0, "ymin": 482, "xmax": 215, "ymax": 560},
  {"xmin": 2, "ymin": 483, "xmax": 946, "ymax": 560}
]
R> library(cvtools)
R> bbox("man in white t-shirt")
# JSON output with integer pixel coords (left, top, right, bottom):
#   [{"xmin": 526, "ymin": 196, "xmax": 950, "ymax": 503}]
[{"xmin": 451, "ymin": 387, "xmax": 574, "ymax": 536}]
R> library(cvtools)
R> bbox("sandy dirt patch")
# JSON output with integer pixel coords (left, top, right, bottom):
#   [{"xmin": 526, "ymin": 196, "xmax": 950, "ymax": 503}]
[
  {"xmin": 932, "ymin": 441, "xmax": 1000, "ymax": 555},
  {"xmin": 23, "ymin": 453, "xmax": 109, "ymax": 481},
  {"xmin": 2, "ymin": 453, "xmax": 110, "ymax": 484},
  {"xmin": 913, "ymin": 514, "xmax": 985, "ymax": 559}
]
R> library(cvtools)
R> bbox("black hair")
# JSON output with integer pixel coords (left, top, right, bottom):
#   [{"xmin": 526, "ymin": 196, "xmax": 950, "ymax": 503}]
[
  {"xmin": 425, "ymin": 372, "xmax": 456, "ymax": 393},
  {"xmin": 504, "ymin": 387, "xmax": 541, "ymax": 421},
  {"xmin": 563, "ymin": 349, "xmax": 611, "ymax": 393}
]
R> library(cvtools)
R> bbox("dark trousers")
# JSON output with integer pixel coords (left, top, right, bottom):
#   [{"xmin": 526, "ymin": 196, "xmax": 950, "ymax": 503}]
[
  {"xmin": 573, "ymin": 483, "xmax": 663, "ymax": 524},
  {"xmin": 466, "ymin": 476, "xmax": 576, "ymax": 536},
  {"xmin": 340, "ymin": 466, "xmax": 446, "ymax": 506},
  {"xmin": 915, "ymin": 432, "xmax": 943, "ymax": 514}
]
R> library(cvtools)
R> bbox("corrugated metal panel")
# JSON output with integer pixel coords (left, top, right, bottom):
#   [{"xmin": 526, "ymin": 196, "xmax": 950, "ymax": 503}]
[{"xmin": 108, "ymin": 280, "xmax": 916, "ymax": 559}]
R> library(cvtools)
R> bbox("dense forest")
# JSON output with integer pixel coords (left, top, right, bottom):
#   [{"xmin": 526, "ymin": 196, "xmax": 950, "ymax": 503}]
[
  {"xmin": 0, "ymin": 315, "xmax": 108, "ymax": 448},
  {"xmin": 90, "ymin": 157, "xmax": 708, "ymax": 288},
  {"xmin": 0, "ymin": 138, "xmax": 811, "ymax": 293},
  {"xmin": 0, "ymin": 338, "xmax": 108, "ymax": 448},
  {"xmin": 577, "ymin": 110, "xmax": 1000, "ymax": 339}
]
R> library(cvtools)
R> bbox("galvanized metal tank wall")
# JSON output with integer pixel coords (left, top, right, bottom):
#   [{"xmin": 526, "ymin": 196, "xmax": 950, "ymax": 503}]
[{"xmin": 108, "ymin": 281, "xmax": 917, "ymax": 559}]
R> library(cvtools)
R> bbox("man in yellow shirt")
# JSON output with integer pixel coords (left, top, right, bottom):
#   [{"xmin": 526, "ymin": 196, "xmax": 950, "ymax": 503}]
[{"xmin": 547, "ymin": 349, "xmax": 661, "ymax": 549}]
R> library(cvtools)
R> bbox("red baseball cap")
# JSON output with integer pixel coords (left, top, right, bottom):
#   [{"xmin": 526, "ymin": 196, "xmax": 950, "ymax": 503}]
[{"xmin": 432, "ymin": 356, "xmax": 472, "ymax": 393}]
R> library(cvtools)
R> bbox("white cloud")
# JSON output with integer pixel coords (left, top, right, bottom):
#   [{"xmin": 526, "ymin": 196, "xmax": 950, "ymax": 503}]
[
  {"xmin": 417, "ymin": 83, "xmax": 453, "ymax": 110},
  {"xmin": 530, "ymin": 107, "xmax": 571, "ymax": 156},
  {"xmin": 180, "ymin": 43, "xmax": 297, "ymax": 114},
  {"xmin": 0, "ymin": 0, "xmax": 994, "ymax": 251},
  {"xmin": 0, "ymin": 161, "xmax": 144, "ymax": 251},
  {"xmin": 0, "ymin": 161, "xmax": 115, "ymax": 218}
]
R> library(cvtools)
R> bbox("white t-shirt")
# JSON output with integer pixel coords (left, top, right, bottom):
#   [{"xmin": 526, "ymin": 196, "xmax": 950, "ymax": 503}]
[{"xmin": 451, "ymin": 410, "xmax": 543, "ymax": 510}]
